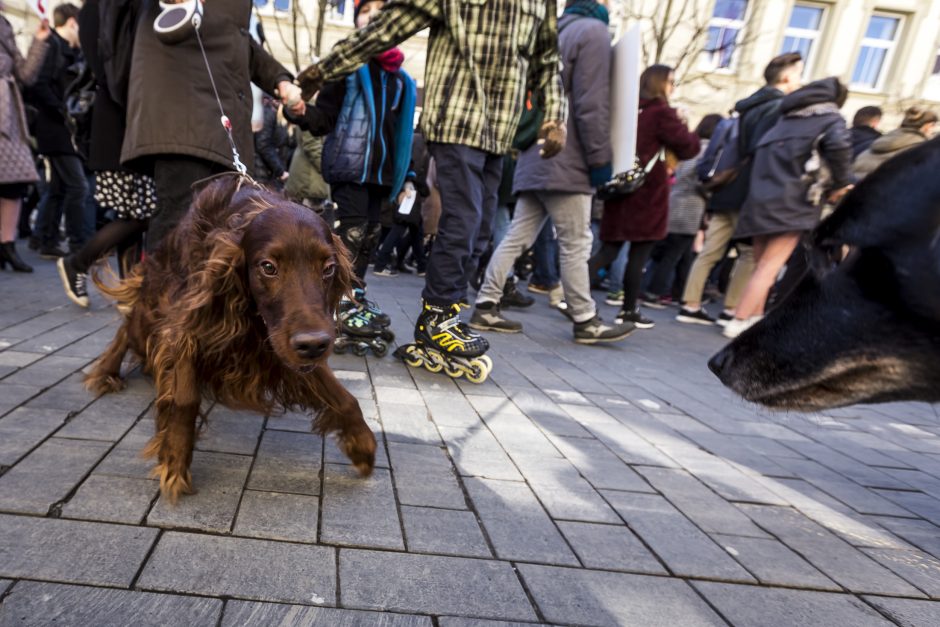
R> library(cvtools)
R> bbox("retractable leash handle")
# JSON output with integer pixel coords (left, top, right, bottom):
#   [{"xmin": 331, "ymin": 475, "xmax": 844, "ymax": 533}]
[{"xmin": 154, "ymin": 0, "xmax": 204, "ymax": 45}]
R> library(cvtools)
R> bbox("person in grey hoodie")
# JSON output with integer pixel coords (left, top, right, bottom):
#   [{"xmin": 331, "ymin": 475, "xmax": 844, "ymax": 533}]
[
  {"xmin": 853, "ymin": 106, "xmax": 937, "ymax": 180},
  {"xmin": 469, "ymin": 0, "xmax": 633, "ymax": 345}
]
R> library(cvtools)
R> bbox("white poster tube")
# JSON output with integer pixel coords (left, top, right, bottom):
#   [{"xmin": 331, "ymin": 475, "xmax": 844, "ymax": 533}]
[{"xmin": 610, "ymin": 24, "xmax": 641, "ymax": 174}]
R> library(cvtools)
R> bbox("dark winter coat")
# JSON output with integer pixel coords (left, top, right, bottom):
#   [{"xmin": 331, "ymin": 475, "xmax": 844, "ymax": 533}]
[
  {"xmin": 0, "ymin": 15, "xmax": 46, "ymax": 185},
  {"xmin": 79, "ymin": 0, "xmax": 125, "ymax": 172},
  {"xmin": 514, "ymin": 13, "xmax": 611, "ymax": 195},
  {"xmin": 121, "ymin": 0, "xmax": 292, "ymax": 173},
  {"xmin": 24, "ymin": 31, "xmax": 80, "ymax": 157},
  {"xmin": 852, "ymin": 127, "xmax": 927, "ymax": 180},
  {"xmin": 707, "ymin": 86, "xmax": 785, "ymax": 213},
  {"xmin": 599, "ymin": 98, "xmax": 699, "ymax": 242},
  {"xmin": 285, "ymin": 131, "xmax": 329, "ymax": 203},
  {"xmin": 253, "ymin": 103, "xmax": 291, "ymax": 181},
  {"xmin": 395, "ymin": 131, "xmax": 431, "ymax": 226},
  {"xmin": 849, "ymin": 125, "xmax": 881, "ymax": 159},
  {"xmin": 738, "ymin": 78, "xmax": 853, "ymax": 239}
]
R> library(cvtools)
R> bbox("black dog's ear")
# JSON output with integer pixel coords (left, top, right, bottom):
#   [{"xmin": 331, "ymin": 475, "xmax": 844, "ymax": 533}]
[
  {"xmin": 816, "ymin": 137, "xmax": 940, "ymax": 250},
  {"xmin": 328, "ymin": 232, "xmax": 355, "ymax": 314}
]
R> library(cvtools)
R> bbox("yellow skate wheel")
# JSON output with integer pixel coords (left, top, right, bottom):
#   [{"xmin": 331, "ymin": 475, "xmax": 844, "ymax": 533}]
[
  {"xmin": 465, "ymin": 361, "xmax": 489, "ymax": 384},
  {"xmin": 443, "ymin": 361, "xmax": 463, "ymax": 378},
  {"xmin": 403, "ymin": 346, "xmax": 424, "ymax": 367},
  {"xmin": 476, "ymin": 355, "xmax": 493, "ymax": 374},
  {"xmin": 424, "ymin": 351, "xmax": 444, "ymax": 373}
]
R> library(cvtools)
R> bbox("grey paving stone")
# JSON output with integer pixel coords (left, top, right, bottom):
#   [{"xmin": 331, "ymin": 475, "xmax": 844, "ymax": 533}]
[
  {"xmin": 0, "ymin": 580, "xmax": 10, "ymax": 596},
  {"xmin": 3, "ymin": 355, "xmax": 90, "ymax": 388},
  {"xmin": 465, "ymin": 477, "xmax": 577, "ymax": 565},
  {"xmin": 782, "ymin": 440, "xmax": 911, "ymax": 490},
  {"xmin": 509, "ymin": 458, "xmax": 619, "ymax": 524},
  {"xmin": 0, "ymin": 581, "xmax": 222, "ymax": 627},
  {"xmin": 561, "ymin": 404, "xmax": 679, "ymax": 467},
  {"xmin": 247, "ymin": 430, "xmax": 322, "ymax": 495},
  {"xmin": 874, "ymin": 517, "xmax": 940, "ymax": 560},
  {"xmin": 23, "ymin": 373, "xmax": 95, "ymax": 412},
  {"xmin": 711, "ymin": 534, "xmax": 839, "ymax": 590},
  {"xmin": 196, "ymin": 407, "xmax": 265, "ymax": 455},
  {"xmin": 549, "ymin": 435, "xmax": 654, "ymax": 492},
  {"xmin": 321, "ymin": 464, "xmax": 403, "ymax": 549},
  {"xmin": 0, "ymin": 437, "xmax": 110, "ymax": 514},
  {"xmin": 637, "ymin": 466, "xmax": 769, "ymax": 537},
  {"xmin": 147, "ymin": 450, "xmax": 252, "ymax": 533},
  {"xmin": 519, "ymin": 564, "xmax": 725, "ymax": 627},
  {"xmin": 0, "ymin": 350, "xmax": 43, "ymax": 368},
  {"xmin": 481, "ymin": 411, "xmax": 562, "ymax": 463},
  {"xmin": 438, "ymin": 424, "xmax": 522, "ymax": 481},
  {"xmin": 339, "ymin": 549, "xmax": 536, "ymax": 620},
  {"xmin": 557, "ymin": 521, "xmax": 667, "ymax": 574},
  {"xmin": 603, "ymin": 490, "xmax": 755, "ymax": 582},
  {"xmin": 377, "ymin": 401, "xmax": 442, "ymax": 445},
  {"xmin": 388, "ymin": 442, "xmax": 466, "ymax": 510},
  {"xmin": 137, "ymin": 532, "xmax": 336, "ymax": 604},
  {"xmin": 693, "ymin": 582, "xmax": 893, "ymax": 627},
  {"xmin": 400, "ymin": 505, "xmax": 490, "ymax": 558},
  {"xmin": 61, "ymin": 474, "xmax": 158, "ymax": 524},
  {"xmin": 93, "ymin": 421, "xmax": 155, "ymax": 480},
  {"xmin": 875, "ymin": 489, "xmax": 940, "ymax": 520},
  {"xmin": 424, "ymin": 391, "xmax": 484, "ymax": 429},
  {"xmin": 438, "ymin": 620, "xmax": 548, "ymax": 627},
  {"xmin": 0, "ymin": 383, "xmax": 40, "ymax": 416},
  {"xmin": 739, "ymin": 504, "xmax": 925, "ymax": 596},
  {"xmin": 233, "ymin": 490, "xmax": 319, "ymax": 543},
  {"xmin": 0, "ymin": 514, "xmax": 157, "ymax": 586},
  {"xmin": 862, "ymin": 596, "xmax": 940, "ymax": 627},
  {"xmin": 862, "ymin": 548, "xmax": 940, "ymax": 598},
  {"xmin": 0, "ymin": 406, "xmax": 69, "ymax": 465},
  {"xmin": 222, "ymin": 600, "xmax": 432, "ymax": 626}
]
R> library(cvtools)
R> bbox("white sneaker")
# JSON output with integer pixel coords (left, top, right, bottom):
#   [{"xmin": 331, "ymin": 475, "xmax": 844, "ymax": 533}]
[{"xmin": 722, "ymin": 315, "xmax": 763, "ymax": 339}]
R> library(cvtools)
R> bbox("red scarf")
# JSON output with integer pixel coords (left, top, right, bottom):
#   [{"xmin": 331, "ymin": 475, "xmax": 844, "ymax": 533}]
[{"xmin": 374, "ymin": 48, "xmax": 404, "ymax": 73}]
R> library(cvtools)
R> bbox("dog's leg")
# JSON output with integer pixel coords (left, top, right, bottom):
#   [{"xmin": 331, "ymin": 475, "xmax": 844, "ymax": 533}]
[
  {"xmin": 313, "ymin": 368, "xmax": 376, "ymax": 476},
  {"xmin": 85, "ymin": 324, "xmax": 130, "ymax": 395},
  {"xmin": 143, "ymin": 357, "xmax": 200, "ymax": 503}
]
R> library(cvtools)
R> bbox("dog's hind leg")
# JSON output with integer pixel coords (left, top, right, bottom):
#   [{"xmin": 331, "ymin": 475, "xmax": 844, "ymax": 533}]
[
  {"xmin": 312, "ymin": 369, "xmax": 376, "ymax": 477},
  {"xmin": 85, "ymin": 324, "xmax": 130, "ymax": 395}
]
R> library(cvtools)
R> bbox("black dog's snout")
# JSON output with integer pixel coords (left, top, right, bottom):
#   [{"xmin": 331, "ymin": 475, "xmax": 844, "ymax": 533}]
[
  {"xmin": 708, "ymin": 346, "xmax": 733, "ymax": 378},
  {"xmin": 291, "ymin": 332, "xmax": 332, "ymax": 359}
]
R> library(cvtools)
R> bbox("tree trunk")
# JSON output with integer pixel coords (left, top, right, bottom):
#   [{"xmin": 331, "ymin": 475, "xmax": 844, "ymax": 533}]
[{"xmin": 314, "ymin": 0, "xmax": 328, "ymax": 57}]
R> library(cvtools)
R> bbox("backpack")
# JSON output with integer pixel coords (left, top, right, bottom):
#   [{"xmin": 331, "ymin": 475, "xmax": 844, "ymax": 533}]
[
  {"xmin": 696, "ymin": 115, "xmax": 744, "ymax": 191},
  {"xmin": 97, "ymin": 0, "xmax": 137, "ymax": 107},
  {"xmin": 64, "ymin": 62, "xmax": 96, "ymax": 159}
]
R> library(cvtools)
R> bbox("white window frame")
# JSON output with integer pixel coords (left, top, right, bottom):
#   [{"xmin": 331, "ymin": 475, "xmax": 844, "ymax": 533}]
[
  {"xmin": 780, "ymin": 2, "xmax": 827, "ymax": 76},
  {"xmin": 700, "ymin": 1, "xmax": 749, "ymax": 73},
  {"xmin": 925, "ymin": 46, "xmax": 940, "ymax": 102},
  {"xmin": 253, "ymin": 0, "xmax": 291, "ymax": 16},
  {"xmin": 326, "ymin": 1, "xmax": 355, "ymax": 26},
  {"xmin": 850, "ymin": 12, "xmax": 903, "ymax": 93}
]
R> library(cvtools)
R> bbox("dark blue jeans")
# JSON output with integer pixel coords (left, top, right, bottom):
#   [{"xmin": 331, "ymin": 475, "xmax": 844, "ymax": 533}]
[
  {"xmin": 530, "ymin": 218, "xmax": 559, "ymax": 287},
  {"xmin": 35, "ymin": 155, "xmax": 91, "ymax": 250},
  {"xmin": 423, "ymin": 143, "xmax": 502, "ymax": 306}
]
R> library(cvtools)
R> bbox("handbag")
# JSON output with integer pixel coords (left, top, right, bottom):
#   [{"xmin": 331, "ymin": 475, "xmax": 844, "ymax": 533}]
[{"xmin": 596, "ymin": 148, "xmax": 664, "ymax": 201}]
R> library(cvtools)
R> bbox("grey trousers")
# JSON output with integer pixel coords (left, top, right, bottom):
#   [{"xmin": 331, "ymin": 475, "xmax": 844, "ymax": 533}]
[{"xmin": 477, "ymin": 191, "xmax": 596, "ymax": 323}]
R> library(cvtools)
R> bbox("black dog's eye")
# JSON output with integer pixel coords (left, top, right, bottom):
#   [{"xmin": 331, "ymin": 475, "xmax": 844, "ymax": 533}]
[
  {"xmin": 323, "ymin": 261, "xmax": 336, "ymax": 279},
  {"xmin": 260, "ymin": 261, "xmax": 278, "ymax": 276}
]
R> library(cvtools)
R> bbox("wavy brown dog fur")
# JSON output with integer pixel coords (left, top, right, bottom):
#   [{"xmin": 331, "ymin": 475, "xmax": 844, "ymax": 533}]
[{"xmin": 86, "ymin": 175, "xmax": 376, "ymax": 503}]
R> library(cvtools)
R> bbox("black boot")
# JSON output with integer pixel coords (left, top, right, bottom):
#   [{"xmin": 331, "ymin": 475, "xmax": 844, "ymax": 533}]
[{"xmin": 0, "ymin": 241, "xmax": 33, "ymax": 273}]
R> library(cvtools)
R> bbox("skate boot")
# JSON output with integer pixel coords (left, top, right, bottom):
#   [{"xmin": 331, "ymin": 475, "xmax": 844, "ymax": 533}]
[
  {"xmin": 334, "ymin": 301, "xmax": 392, "ymax": 357},
  {"xmin": 394, "ymin": 302, "xmax": 493, "ymax": 383},
  {"xmin": 353, "ymin": 286, "xmax": 391, "ymax": 327}
]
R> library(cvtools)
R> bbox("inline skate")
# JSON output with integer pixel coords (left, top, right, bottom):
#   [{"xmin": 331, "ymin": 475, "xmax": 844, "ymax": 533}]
[
  {"xmin": 394, "ymin": 302, "xmax": 493, "ymax": 383},
  {"xmin": 352, "ymin": 286, "xmax": 390, "ymax": 326},
  {"xmin": 334, "ymin": 298, "xmax": 394, "ymax": 357}
]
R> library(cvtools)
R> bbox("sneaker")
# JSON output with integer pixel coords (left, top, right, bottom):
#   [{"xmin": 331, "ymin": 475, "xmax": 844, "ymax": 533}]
[
  {"xmin": 373, "ymin": 266, "xmax": 398, "ymax": 277},
  {"xmin": 573, "ymin": 316, "xmax": 635, "ymax": 344},
  {"xmin": 57, "ymin": 257, "xmax": 89, "ymax": 308},
  {"xmin": 616, "ymin": 307, "xmax": 655, "ymax": 329},
  {"xmin": 717, "ymin": 311, "xmax": 734, "ymax": 327},
  {"xmin": 605, "ymin": 290, "xmax": 624, "ymax": 307},
  {"xmin": 723, "ymin": 315, "xmax": 763, "ymax": 339},
  {"xmin": 676, "ymin": 307, "xmax": 716, "ymax": 325},
  {"xmin": 416, "ymin": 269, "xmax": 427, "ymax": 277},
  {"xmin": 527, "ymin": 282, "xmax": 556, "ymax": 295},
  {"xmin": 396, "ymin": 265, "xmax": 413, "ymax": 275},
  {"xmin": 40, "ymin": 245, "xmax": 68, "ymax": 259},
  {"xmin": 500, "ymin": 279, "xmax": 535, "ymax": 308},
  {"xmin": 554, "ymin": 300, "xmax": 574, "ymax": 321},
  {"xmin": 470, "ymin": 302, "xmax": 523, "ymax": 333},
  {"xmin": 640, "ymin": 293, "xmax": 667, "ymax": 310}
]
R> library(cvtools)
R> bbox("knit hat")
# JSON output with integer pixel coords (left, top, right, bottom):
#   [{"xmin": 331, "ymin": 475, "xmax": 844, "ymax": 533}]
[{"xmin": 353, "ymin": 0, "xmax": 383, "ymax": 21}]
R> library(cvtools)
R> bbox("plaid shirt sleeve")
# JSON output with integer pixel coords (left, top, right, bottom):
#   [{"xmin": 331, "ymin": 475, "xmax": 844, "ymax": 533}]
[
  {"xmin": 319, "ymin": 0, "xmax": 439, "ymax": 81},
  {"xmin": 528, "ymin": 0, "xmax": 567, "ymax": 125}
]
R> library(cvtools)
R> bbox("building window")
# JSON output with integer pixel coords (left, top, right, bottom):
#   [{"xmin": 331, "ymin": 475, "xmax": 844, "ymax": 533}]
[
  {"xmin": 254, "ymin": 0, "xmax": 290, "ymax": 11},
  {"xmin": 851, "ymin": 14, "xmax": 901, "ymax": 90},
  {"xmin": 933, "ymin": 48, "xmax": 940, "ymax": 76},
  {"xmin": 703, "ymin": 0, "xmax": 748, "ymax": 70},
  {"xmin": 780, "ymin": 3, "xmax": 824, "ymax": 71},
  {"xmin": 327, "ymin": 0, "xmax": 355, "ymax": 25}
]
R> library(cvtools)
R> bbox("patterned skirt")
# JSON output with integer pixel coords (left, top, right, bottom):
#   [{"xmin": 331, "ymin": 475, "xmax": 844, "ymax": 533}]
[{"xmin": 94, "ymin": 171, "xmax": 157, "ymax": 220}]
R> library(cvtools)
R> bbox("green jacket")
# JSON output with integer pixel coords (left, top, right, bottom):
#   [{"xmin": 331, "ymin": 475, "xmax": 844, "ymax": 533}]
[
  {"xmin": 319, "ymin": 0, "xmax": 567, "ymax": 155},
  {"xmin": 286, "ymin": 130, "xmax": 330, "ymax": 202}
]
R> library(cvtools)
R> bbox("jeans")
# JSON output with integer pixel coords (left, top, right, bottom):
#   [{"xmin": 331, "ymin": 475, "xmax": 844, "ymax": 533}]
[
  {"xmin": 149, "ymin": 156, "xmax": 226, "ymax": 251},
  {"xmin": 589, "ymin": 221, "xmax": 628, "ymax": 289},
  {"xmin": 530, "ymin": 218, "xmax": 559, "ymax": 287},
  {"xmin": 35, "ymin": 155, "xmax": 91, "ymax": 250},
  {"xmin": 375, "ymin": 222, "xmax": 426, "ymax": 272},
  {"xmin": 423, "ymin": 143, "xmax": 503, "ymax": 306},
  {"xmin": 492, "ymin": 204, "xmax": 511, "ymax": 248},
  {"xmin": 681, "ymin": 211, "xmax": 754, "ymax": 309},
  {"xmin": 477, "ymin": 191, "xmax": 595, "ymax": 323}
]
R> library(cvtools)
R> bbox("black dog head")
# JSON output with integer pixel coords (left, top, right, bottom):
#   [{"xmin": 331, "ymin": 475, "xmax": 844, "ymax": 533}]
[{"xmin": 710, "ymin": 138, "xmax": 940, "ymax": 410}]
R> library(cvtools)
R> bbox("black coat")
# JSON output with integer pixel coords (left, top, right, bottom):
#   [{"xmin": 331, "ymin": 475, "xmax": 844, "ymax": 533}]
[
  {"xmin": 79, "ymin": 0, "xmax": 125, "ymax": 172},
  {"xmin": 24, "ymin": 31, "xmax": 81, "ymax": 157},
  {"xmin": 849, "ymin": 125, "xmax": 881, "ymax": 159},
  {"xmin": 121, "ymin": 0, "xmax": 292, "ymax": 173},
  {"xmin": 253, "ymin": 103, "xmax": 290, "ymax": 181}
]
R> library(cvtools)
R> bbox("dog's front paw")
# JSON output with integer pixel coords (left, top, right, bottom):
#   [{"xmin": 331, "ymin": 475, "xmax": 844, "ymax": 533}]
[
  {"xmin": 337, "ymin": 428, "xmax": 376, "ymax": 477},
  {"xmin": 152, "ymin": 462, "xmax": 195, "ymax": 505},
  {"xmin": 84, "ymin": 373, "xmax": 126, "ymax": 396}
]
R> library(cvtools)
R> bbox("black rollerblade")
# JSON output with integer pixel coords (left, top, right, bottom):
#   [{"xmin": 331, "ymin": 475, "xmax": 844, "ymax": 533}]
[
  {"xmin": 394, "ymin": 302, "xmax": 493, "ymax": 383},
  {"xmin": 334, "ymin": 300, "xmax": 394, "ymax": 357},
  {"xmin": 353, "ymin": 286, "xmax": 390, "ymax": 326}
]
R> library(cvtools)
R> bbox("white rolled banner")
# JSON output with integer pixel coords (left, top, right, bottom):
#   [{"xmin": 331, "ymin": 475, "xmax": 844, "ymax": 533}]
[
  {"xmin": 610, "ymin": 24, "xmax": 641, "ymax": 174},
  {"xmin": 25, "ymin": 0, "xmax": 48, "ymax": 19}
]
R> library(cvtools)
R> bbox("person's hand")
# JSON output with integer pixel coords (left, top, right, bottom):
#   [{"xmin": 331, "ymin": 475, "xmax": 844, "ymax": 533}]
[
  {"xmin": 35, "ymin": 20, "xmax": 51, "ymax": 41},
  {"xmin": 279, "ymin": 171, "xmax": 290, "ymax": 182},
  {"xmin": 277, "ymin": 81, "xmax": 305, "ymax": 116},
  {"xmin": 297, "ymin": 63, "xmax": 324, "ymax": 103},
  {"xmin": 827, "ymin": 184, "xmax": 853, "ymax": 205},
  {"xmin": 538, "ymin": 120, "xmax": 566, "ymax": 158}
]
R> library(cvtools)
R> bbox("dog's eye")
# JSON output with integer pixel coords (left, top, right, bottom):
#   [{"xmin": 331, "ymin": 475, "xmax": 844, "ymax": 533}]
[
  {"xmin": 323, "ymin": 262, "xmax": 336, "ymax": 279},
  {"xmin": 260, "ymin": 261, "xmax": 278, "ymax": 276}
]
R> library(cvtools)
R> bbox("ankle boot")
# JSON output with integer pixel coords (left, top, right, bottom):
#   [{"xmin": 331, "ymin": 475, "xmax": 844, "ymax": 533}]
[{"xmin": 0, "ymin": 241, "xmax": 34, "ymax": 273}]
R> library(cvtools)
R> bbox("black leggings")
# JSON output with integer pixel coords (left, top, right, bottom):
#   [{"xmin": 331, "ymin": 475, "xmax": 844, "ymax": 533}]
[
  {"xmin": 588, "ymin": 240, "xmax": 657, "ymax": 311},
  {"xmin": 71, "ymin": 218, "xmax": 148, "ymax": 273},
  {"xmin": 331, "ymin": 183, "xmax": 387, "ymax": 281}
]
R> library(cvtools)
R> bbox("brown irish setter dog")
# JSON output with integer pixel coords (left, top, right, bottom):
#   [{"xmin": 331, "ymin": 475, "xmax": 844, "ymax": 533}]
[{"xmin": 86, "ymin": 175, "xmax": 376, "ymax": 503}]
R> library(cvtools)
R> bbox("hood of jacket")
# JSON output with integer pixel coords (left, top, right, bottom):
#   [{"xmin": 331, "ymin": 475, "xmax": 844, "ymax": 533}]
[
  {"xmin": 869, "ymin": 127, "xmax": 926, "ymax": 154},
  {"xmin": 734, "ymin": 85, "xmax": 784, "ymax": 115},
  {"xmin": 780, "ymin": 77, "xmax": 842, "ymax": 114}
]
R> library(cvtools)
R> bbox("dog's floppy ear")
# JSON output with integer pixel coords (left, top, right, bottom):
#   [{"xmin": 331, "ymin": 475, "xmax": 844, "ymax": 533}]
[{"xmin": 329, "ymin": 232, "xmax": 355, "ymax": 314}]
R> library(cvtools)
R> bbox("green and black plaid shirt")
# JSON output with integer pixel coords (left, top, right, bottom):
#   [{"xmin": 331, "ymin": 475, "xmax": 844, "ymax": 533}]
[{"xmin": 319, "ymin": 0, "xmax": 567, "ymax": 155}]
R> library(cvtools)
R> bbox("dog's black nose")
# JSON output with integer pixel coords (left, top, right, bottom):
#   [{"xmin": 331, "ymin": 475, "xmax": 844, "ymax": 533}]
[
  {"xmin": 291, "ymin": 332, "xmax": 332, "ymax": 359},
  {"xmin": 708, "ymin": 347, "xmax": 732, "ymax": 378}
]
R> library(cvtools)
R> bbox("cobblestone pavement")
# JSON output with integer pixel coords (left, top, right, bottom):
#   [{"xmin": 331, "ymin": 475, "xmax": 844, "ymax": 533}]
[{"xmin": 2, "ymin": 248, "xmax": 940, "ymax": 626}]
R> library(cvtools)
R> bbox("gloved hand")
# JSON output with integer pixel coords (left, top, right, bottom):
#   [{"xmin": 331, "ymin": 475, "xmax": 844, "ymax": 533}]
[
  {"xmin": 297, "ymin": 63, "xmax": 325, "ymax": 103},
  {"xmin": 537, "ymin": 120, "xmax": 567, "ymax": 158},
  {"xmin": 589, "ymin": 163, "xmax": 613, "ymax": 188}
]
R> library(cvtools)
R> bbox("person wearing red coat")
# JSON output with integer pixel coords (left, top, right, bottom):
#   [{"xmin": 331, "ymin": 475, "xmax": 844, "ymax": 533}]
[{"xmin": 588, "ymin": 65, "xmax": 699, "ymax": 328}]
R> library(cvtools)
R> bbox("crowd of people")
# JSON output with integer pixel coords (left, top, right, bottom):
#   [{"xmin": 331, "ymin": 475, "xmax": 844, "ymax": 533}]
[{"xmin": 1, "ymin": 0, "xmax": 936, "ymax": 374}]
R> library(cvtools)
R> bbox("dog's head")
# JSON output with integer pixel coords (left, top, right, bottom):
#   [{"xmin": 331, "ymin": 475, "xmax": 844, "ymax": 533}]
[
  {"xmin": 709, "ymin": 137, "xmax": 940, "ymax": 411},
  {"xmin": 180, "ymin": 177, "xmax": 353, "ymax": 374}
]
